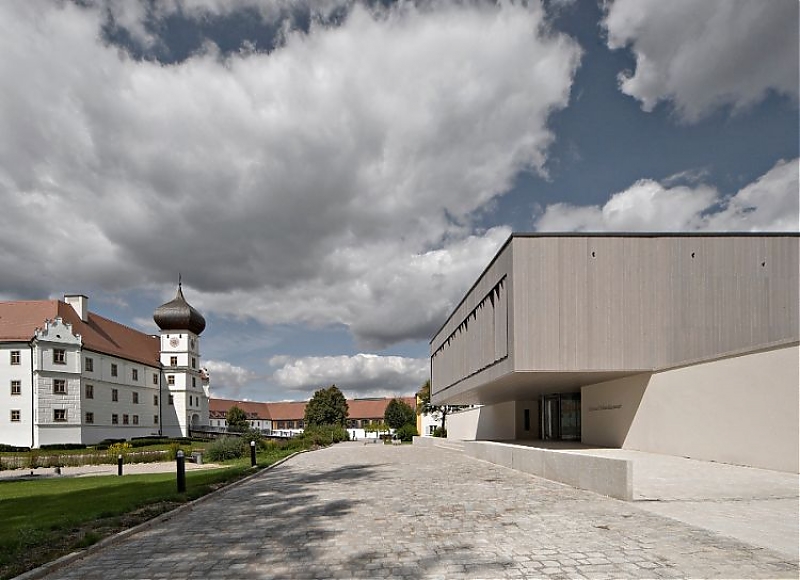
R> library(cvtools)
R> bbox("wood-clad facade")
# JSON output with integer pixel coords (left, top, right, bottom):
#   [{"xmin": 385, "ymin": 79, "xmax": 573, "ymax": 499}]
[{"xmin": 431, "ymin": 234, "xmax": 799, "ymax": 472}]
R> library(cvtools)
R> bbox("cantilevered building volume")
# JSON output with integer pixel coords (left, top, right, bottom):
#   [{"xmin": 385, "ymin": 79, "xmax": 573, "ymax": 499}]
[
  {"xmin": 0, "ymin": 284, "xmax": 210, "ymax": 448},
  {"xmin": 431, "ymin": 233, "xmax": 799, "ymax": 473}
]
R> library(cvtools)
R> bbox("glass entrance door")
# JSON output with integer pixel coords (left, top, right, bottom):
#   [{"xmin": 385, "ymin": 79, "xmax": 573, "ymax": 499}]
[
  {"xmin": 541, "ymin": 395, "xmax": 560, "ymax": 440},
  {"xmin": 560, "ymin": 394, "xmax": 581, "ymax": 440},
  {"xmin": 539, "ymin": 393, "xmax": 581, "ymax": 441}
]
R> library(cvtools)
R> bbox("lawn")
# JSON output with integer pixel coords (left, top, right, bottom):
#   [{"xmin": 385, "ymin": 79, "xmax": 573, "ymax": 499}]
[{"xmin": 0, "ymin": 448, "xmax": 294, "ymax": 579}]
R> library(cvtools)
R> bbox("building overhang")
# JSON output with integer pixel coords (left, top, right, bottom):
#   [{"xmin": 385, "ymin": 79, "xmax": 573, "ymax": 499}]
[{"xmin": 432, "ymin": 370, "xmax": 650, "ymax": 406}]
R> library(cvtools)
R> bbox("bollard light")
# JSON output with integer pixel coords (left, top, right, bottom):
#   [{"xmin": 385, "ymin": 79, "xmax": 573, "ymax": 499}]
[
  {"xmin": 250, "ymin": 440, "xmax": 256, "ymax": 467},
  {"xmin": 176, "ymin": 450, "xmax": 186, "ymax": 493},
  {"xmin": 117, "ymin": 454, "xmax": 123, "ymax": 476}
]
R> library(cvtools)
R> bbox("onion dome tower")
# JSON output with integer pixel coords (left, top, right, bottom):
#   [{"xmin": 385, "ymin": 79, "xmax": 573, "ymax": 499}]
[
  {"xmin": 153, "ymin": 280, "xmax": 206, "ymax": 335},
  {"xmin": 153, "ymin": 278, "xmax": 208, "ymax": 438}
]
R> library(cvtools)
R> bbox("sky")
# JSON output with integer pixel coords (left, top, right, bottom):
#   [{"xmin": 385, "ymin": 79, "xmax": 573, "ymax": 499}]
[{"xmin": 1, "ymin": 0, "xmax": 797, "ymax": 403}]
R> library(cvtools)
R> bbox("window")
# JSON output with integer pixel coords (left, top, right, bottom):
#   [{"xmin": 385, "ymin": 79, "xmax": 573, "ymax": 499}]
[
  {"xmin": 188, "ymin": 396, "xmax": 192, "ymax": 407},
  {"xmin": 153, "ymin": 394, "xmax": 158, "ymax": 406},
  {"xmin": 11, "ymin": 380, "xmax": 21, "ymax": 396},
  {"xmin": 111, "ymin": 363, "xmax": 118, "ymax": 377},
  {"xmin": 85, "ymin": 412, "xmax": 94, "ymax": 424},
  {"xmin": 132, "ymin": 369, "xmax": 139, "ymax": 382},
  {"xmin": 298, "ymin": 420, "xmax": 304, "ymax": 428},
  {"xmin": 53, "ymin": 349, "xmax": 66, "ymax": 365},
  {"xmin": 168, "ymin": 394, "xmax": 174, "ymax": 405},
  {"xmin": 192, "ymin": 377, "xmax": 196, "ymax": 388},
  {"xmin": 152, "ymin": 373, "xmax": 158, "ymax": 385},
  {"xmin": 112, "ymin": 414, "xmax": 118, "ymax": 425},
  {"xmin": 85, "ymin": 384, "xmax": 94, "ymax": 399},
  {"xmin": 53, "ymin": 409, "xmax": 67, "ymax": 422},
  {"xmin": 132, "ymin": 392, "xmax": 139, "ymax": 404},
  {"xmin": 53, "ymin": 379, "xmax": 66, "ymax": 394},
  {"xmin": 132, "ymin": 415, "xmax": 139, "ymax": 425},
  {"xmin": 167, "ymin": 375, "xmax": 175, "ymax": 386},
  {"xmin": 123, "ymin": 414, "xmax": 129, "ymax": 425},
  {"xmin": 153, "ymin": 415, "xmax": 159, "ymax": 425},
  {"xmin": 10, "ymin": 410, "xmax": 20, "ymax": 422},
  {"xmin": 10, "ymin": 350, "xmax": 21, "ymax": 365},
  {"xmin": 85, "ymin": 357, "xmax": 93, "ymax": 372},
  {"xmin": 111, "ymin": 388, "xmax": 118, "ymax": 402},
  {"xmin": 191, "ymin": 357, "xmax": 196, "ymax": 369},
  {"xmin": 170, "ymin": 356, "xmax": 177, "ymax": 367}
]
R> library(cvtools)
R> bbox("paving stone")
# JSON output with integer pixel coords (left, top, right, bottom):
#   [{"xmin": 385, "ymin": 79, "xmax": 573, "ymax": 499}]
[{"xmin": 38, "ymin": 443, "xmax": 798, "ymax": 579}]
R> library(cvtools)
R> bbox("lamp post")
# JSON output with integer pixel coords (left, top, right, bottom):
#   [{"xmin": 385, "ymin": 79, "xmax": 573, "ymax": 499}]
[
  {"xmin": 250, "ymin": 440, "xmax": 256, "ymax": 467},
  {"xmin": 176, "ymin": 450, "xmax": 186, "ymax": 493}
]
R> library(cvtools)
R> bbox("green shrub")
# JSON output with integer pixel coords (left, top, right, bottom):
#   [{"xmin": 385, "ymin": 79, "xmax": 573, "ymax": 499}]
[
  {"xmin": 107, "ymin": 442, "xmax": 132, "ymax": 459},
  {"xmin": 395, "ymin": 423, "xmax": 418, "ymax": 442},
  {"xmin": 27, "ymin": 449, "xmax": 39, "ymax": 469},
  {"xmin": 205, "ymin": 436, "xmax": 246, "ymax": 462},
  {"xmin": 300, "ymin": 424, "xmax": 349, "ymax": 447},
  {"xmin": 0, "ymin": 444, "xmax": 29, "ymax": 453},
  {"xmin": 39, "ymin": 443, "xmax": 86, "ymax": 451},
  {"xmin": 432, "ymin": 426, "xmax": 447, "ymax": 438},
  {"xmin": 94, "ymin": 438, "xmax": 126, "ymax": 450},
  {"xmin": 166, "ymin": 442, "xmax": 184, "ymax": 461}
]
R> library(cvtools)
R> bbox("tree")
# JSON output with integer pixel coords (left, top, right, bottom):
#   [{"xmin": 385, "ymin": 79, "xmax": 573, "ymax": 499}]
[
  {"xmin": 384, "ymin": 398, "xmax": 416, "ymax": 430},
  {"xmin": 304, "ymin": 385, "xmax": 349, "ymax": 427},
  {"xmin": 226, "ymin": 406, "xmax": 249, "ymax": 432},
  {"xmin": 417, "ymin": 379, "xmax": 468, "ymax": 435}
]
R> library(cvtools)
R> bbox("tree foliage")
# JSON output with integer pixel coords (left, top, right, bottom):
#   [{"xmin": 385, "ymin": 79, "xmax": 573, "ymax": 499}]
[
  {"xmin": 384, "ymin": 398, "xmax": 416, "ymax": 430},
  {"xmin": 304, "ymin": 385, "xmax": 349, "ymax": 427},
  {"xmin": 417, "ymin": 379, "xmax": 468, "ymax": 434},
  {"xmin": 226, "ymin": 406, "xmax": 249, "ymax": 432}
]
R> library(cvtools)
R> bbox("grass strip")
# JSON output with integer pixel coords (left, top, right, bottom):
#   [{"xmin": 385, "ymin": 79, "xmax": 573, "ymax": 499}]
[{"xmin": 0, "ymin": 449, "xmax": 294, "ymax": 579}]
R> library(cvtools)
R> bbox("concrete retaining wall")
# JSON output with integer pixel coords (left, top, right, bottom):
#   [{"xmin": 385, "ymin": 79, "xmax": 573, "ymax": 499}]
[{"xmin": 464, "ymin": 441, "xmax": 633, "ymax": 500}]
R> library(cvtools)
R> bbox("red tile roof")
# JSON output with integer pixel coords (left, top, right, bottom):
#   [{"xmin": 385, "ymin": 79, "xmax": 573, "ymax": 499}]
[
  {"xmin": 0, "ymin": 299, "xmax": 160, "ymax": 367},
  {"xmin": 210, "ymin": 396, "xmax": 417, "ymax": 422},
  {"xmin": 209, "ymin": 399, "xmax": 271, "ymax": 420}
]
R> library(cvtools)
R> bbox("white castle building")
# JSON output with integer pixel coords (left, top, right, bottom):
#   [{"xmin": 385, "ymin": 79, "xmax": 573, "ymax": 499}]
[{"xmin": 0, "ymin": 284, "xmax": 210, "ymax": 448}]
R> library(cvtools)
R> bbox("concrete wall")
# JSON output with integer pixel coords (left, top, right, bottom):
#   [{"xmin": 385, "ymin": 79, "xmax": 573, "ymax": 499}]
[
  {"xmin": 465, "ymin": 441, "xmax": 633, "ymax": 500},
  {"xmin": 446, "ymin": 402, "xmax": 516, "ymax": 441},
  {"xmin": 582, "ymin": 344, "xmax": 799, "ymax": 473}
]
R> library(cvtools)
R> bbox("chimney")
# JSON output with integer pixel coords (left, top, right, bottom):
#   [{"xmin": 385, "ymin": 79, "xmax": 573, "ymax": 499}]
[{"xmin": 64, "ymin": 294, "xmax": 89, "ymax": 322}]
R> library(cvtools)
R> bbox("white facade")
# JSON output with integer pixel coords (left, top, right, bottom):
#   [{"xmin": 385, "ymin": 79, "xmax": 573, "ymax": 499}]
[
  {"xmin": 159, "ymin": 331, "xmax": 209, "ymax": 438},
  {"xmin": 0, "ymin": 317, "xmax": 163, "ymax": 447},
  {"xmin": 0, "ymin": 290, "xmax": 210, "ymax": 448}
]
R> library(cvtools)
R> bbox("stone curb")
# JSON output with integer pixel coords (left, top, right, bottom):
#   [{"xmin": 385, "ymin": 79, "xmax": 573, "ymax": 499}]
[{"xmin": 14, "ymin": 450, "xmax": 307, "ymax": 580}]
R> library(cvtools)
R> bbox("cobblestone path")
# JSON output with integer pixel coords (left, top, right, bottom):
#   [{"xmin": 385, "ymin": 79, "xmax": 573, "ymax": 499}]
[{"xmin": 42, "ymin": 443, "xmax": 798, "ymax": 579}]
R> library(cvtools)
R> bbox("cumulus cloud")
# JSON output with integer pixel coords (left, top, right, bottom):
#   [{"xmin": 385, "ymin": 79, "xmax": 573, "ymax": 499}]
[
  {"xmin": 270, "ymin": 353, "xmax": 428, "ymax": 398},
  {"xmin": 604, "ymin": 0, "xmax": 799, "ymax": 122},
  {"xmin": 0, "ymin": 0, "xmax": 579, "ymax": 347},
  {"xmin": 204, "ymin": 360, "xmax": 260, "ymax": 398},
  {"xmin": 534, "ymin": 158, "xmax": 799, "ymax": 232}
]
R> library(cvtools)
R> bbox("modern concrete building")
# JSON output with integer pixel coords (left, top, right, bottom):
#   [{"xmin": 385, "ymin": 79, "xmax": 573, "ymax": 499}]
[
  {"xmin": 431, "ymin": 234, "xmax": 799, "ymax": 473},
  {"xmin": 0, "ymin": 284, "xmax": 210, "ymax": 447}
]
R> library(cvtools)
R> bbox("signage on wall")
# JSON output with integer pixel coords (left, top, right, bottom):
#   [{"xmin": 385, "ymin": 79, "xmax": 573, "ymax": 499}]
[{"xmin": 588, "ymin": 404, "xmax": 622, "ymax": 412}]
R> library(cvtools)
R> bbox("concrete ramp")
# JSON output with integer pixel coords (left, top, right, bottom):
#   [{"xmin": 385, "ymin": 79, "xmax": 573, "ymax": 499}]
[{"xmin": 464, "ymin": 441, "xmax": 633, "ymax": 500}]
